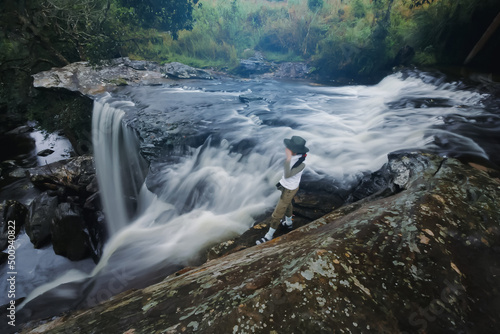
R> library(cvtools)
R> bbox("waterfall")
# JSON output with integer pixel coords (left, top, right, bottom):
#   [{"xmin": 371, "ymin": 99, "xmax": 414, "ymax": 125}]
[{"xmin": 92, "ymin": 98, "xmax": 148, "ymax": 236}]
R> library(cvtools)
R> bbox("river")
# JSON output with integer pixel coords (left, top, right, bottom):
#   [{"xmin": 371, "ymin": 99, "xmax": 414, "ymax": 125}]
[{"xmin": 4, "ymin": 69, "xmax": 500, "ymax": 324}]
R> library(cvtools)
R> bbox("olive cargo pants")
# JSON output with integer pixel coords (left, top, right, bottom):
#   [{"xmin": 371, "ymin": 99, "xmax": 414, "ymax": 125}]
[{"xmin": 270, "ymin": 187, "xmax": 299, "ymax": 229}]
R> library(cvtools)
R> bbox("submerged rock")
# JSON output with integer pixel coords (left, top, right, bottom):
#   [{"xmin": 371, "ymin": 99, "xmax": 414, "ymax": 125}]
[{"xmin": 19, "ymin": 152, "xmax": 500, "ymax": 333}]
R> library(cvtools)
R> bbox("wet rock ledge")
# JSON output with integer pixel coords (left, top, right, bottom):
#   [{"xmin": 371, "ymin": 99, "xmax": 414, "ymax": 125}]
[
  {"xmin": 19, "ymin": 152, "xmax": 500, "ymax": 333},
  {"xmin": 32, "ymin": 57, "xmax": 214, "ymax": 98}
]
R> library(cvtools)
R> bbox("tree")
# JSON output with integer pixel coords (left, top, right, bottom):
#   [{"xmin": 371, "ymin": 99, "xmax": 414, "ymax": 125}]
[
  {"xmin": 307, "ymin": 0, "xmax": 323, "ymax": 12},
  {"xmin": 403, "ymin": 0, "xmax": 435, "ymax": 9},
  {"xmin": 116, "ymin": 0, "xmax": 200, "ymax": 39}
]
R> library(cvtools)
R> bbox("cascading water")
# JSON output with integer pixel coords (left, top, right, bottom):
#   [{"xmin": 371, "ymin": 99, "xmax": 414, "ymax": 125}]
[
  {"xmin": 92, "ymin": 98, "xmax": 149, "ymax": 235},
  {"xmin": 14, "ymin": 70, "xmax": 500, "ymax": 324}
]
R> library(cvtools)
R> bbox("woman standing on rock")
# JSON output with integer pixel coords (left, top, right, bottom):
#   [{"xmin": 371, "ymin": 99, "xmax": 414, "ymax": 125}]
[{"xmin": 256, "ymin": 135, "xmax": 309, "ymax": 244}]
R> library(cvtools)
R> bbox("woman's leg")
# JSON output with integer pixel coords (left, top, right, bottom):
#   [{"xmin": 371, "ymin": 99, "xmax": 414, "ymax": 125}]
[
  {"xmin": 270, "ymin": 187, "xmax": 298, "ymax": 229},
  {"xmin": 257, "ymin": 187, "xmax": 299, "ymax": 244}
]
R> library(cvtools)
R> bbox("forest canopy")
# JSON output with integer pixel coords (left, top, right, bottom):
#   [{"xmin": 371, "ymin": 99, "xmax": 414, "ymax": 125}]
[{"xmin": 2, "ymin": 0, "xmax": 500, "ymax": 78}]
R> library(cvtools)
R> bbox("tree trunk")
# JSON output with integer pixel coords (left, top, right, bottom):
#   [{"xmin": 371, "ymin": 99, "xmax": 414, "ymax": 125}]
[{"xmin": 464, "ymin": 11, "xmax": 500, "ymax": 65}]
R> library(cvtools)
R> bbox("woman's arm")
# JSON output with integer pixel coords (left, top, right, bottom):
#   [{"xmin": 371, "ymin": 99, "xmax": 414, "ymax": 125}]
[{"xmin": 283, "ymin": 159, "xmax": 305, "ymax": 178}]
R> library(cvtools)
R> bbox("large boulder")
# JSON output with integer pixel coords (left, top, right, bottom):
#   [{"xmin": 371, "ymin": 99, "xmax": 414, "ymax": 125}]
[
  {"xmin": 32, "ymin": 58, "xmax": 213, "ymax": 97},
  {"xmin": 31, "ymin": 59, "xmax": 163, "ymax": 97},
  {"xmin": 28, "ymin": 155, "xmax": 106, "ymax": 260},
  {"xmin": 26, "ymin": 193, "xmax": 58, "ymax": 248},
  {"xmin": 271, "ymin": 62, "xmax": 310, "ymax": 79},
  {"xmin": 161, "ymin": 62, "xmax": 213, "ymax": 80},
  {"xmin": 29, "ymin": 155, "xmax": 96, "ymax": 196},
  {"xmin": 51, "ymin": 203, "xmax": 91, "ymax": 261},
  {"xmin": 20, "ymin": 152, "xmax": 500, "ymax": 333}
]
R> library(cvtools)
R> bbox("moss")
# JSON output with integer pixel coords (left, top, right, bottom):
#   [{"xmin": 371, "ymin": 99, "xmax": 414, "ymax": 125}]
[{"xmin": 109, "ymin": 78, "xmax": 129, "ymax": 86}]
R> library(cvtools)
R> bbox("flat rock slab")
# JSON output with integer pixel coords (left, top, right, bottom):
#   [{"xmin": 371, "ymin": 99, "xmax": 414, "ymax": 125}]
[
  {"xmin": 32, "ymin": 58, "xmax": 213, "ymax": 98},
  {"xmin": 18, "ymin": 152, "xmax": 500, "ymax": 333}
]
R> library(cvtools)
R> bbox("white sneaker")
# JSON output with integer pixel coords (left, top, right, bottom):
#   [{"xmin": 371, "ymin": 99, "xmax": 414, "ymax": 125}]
[
  {"xmin": 256, "ymin": 236, "xmax": 271, "ymax": 245},
  {"xmin": 281, "ymin": 219, "xmax": 293, "ymax": 230}
]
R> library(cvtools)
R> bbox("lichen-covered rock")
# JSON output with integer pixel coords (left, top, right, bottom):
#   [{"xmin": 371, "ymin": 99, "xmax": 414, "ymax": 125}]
[
  {"xmin": 161, "ymin": 62, "xmax": 213, "ymax": 80},
  {"xmin": 32, "ymin": 58, "xmax": 213, "ymax": 97},
  {"xmin": 29, "ymin": 155, "xmax": 96, "ymax": 195},
  {"xmin": 19, "ymin": 153, "xmax": 500, "ymax": 333}
]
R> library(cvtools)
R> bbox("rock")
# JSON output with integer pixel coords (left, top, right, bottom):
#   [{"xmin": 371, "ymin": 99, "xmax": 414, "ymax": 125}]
[
  {"xmin": 1, "ymin": 160, "xmax": 16, "ymax": 169},
  {"xmin": 8, "ymin": 167, "xmax": 27, "ymax": 178},
  {"xmin": 235, "ymin": 52, "xmax": 309, "ymax": 79},
  {"xmin": 51, "ymin": 203, "xmax": 91, "ymax": 261},
  {"xmin": 85, "ymin": 176, "xmax": 99, "ymax": 193},
  {"xmin": 29, "ymin": 155, "xmax": 96, "ymax": 195},
  {"xmin": 20, "ymin": 152, "xmax": 500, "ymax": 333},
  {"xmin": 0, "ymin": 200, "xmax": 28, "ymax": 251},
  {"xmin": 32, "ymin": 58, "xmax": 165, "ymax": 97},
  {"xmin": 32, "ymin": 58, "xmax": 212, "ymax": 97},
  {"xmin": 27, "ymin": 155, "xmax": 107, "ymax": 260},
  {"xmin": 111, "ymin": 57, "xmax": 161, "ymax": 72},
  {"xmin": 161, "ymin": 62, "xmax": 213, "ymax": 80},
  {"xmin": 5, "ymin": 125, "xmax": 33, "ymax": 135},
  {"xmin": 272, "ymin": 62, "xmax": 310, "ymax": 79},
  {"xmin": 83, "ymin": 191, "xmax": 107, "ymax": 261},
  {"xmin": 26, "ymin": 193, "xmax": 58, "ymax": 248},
  {"xmin": 37, "ymin": 148, "xmax": 54, "ymax": 157},
  {"xmin": 236, "ymin": 58, "xmax": 276, "ymax": 77},
  {"xmin": 238, "ymin": 93, "xmax": 265, "ymax": 103}
]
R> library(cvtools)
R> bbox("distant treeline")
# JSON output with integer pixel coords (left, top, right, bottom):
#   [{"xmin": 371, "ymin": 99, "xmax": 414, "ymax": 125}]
[
  {"xmin": 122, "ymin": 0, "xmax": 500, "ymax": 79},
  {"xmin": 2, "ymin": 0, "xmax": 500, "ymax": 76}
]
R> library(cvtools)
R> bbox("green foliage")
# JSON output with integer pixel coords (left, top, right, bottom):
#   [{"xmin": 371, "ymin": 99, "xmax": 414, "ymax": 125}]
[
  {"xmin": 406, "ymin": 0, "xmax": 500, "ymax": 66},
  {"xmin": 352, "ymin": 0, "xmax": 367, "ymax": 18},
  {"xmin": 312, "ymin": 0, "xmax": 394, "ymax": 78},
  {"xmin": 115, "ymin": 0, "xmax": 200, "ymax": 39},
  {"xmin": 403, "ymin": 0, "xmax": 435, "ymax": 9},
  {"xmin": 3, "ymin": 0, "xmax": 500, "ymax": 96},
  {"xmin": 308, "ymin": 0, "xmax": 324, "ymax": 12}
]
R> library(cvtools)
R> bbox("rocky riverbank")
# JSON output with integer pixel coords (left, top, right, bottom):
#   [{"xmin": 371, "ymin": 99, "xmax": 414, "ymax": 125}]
[
  {"xmin": 14, "ymin": 152, "xmax": 500, "ymax": 333},
  {"xmin": 31, "ymin": 56, "xmax": 311, "ymax": 99},
  {"xmin": 0, "ymin": 154, "xmax": 104, "ymax": 262}
]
